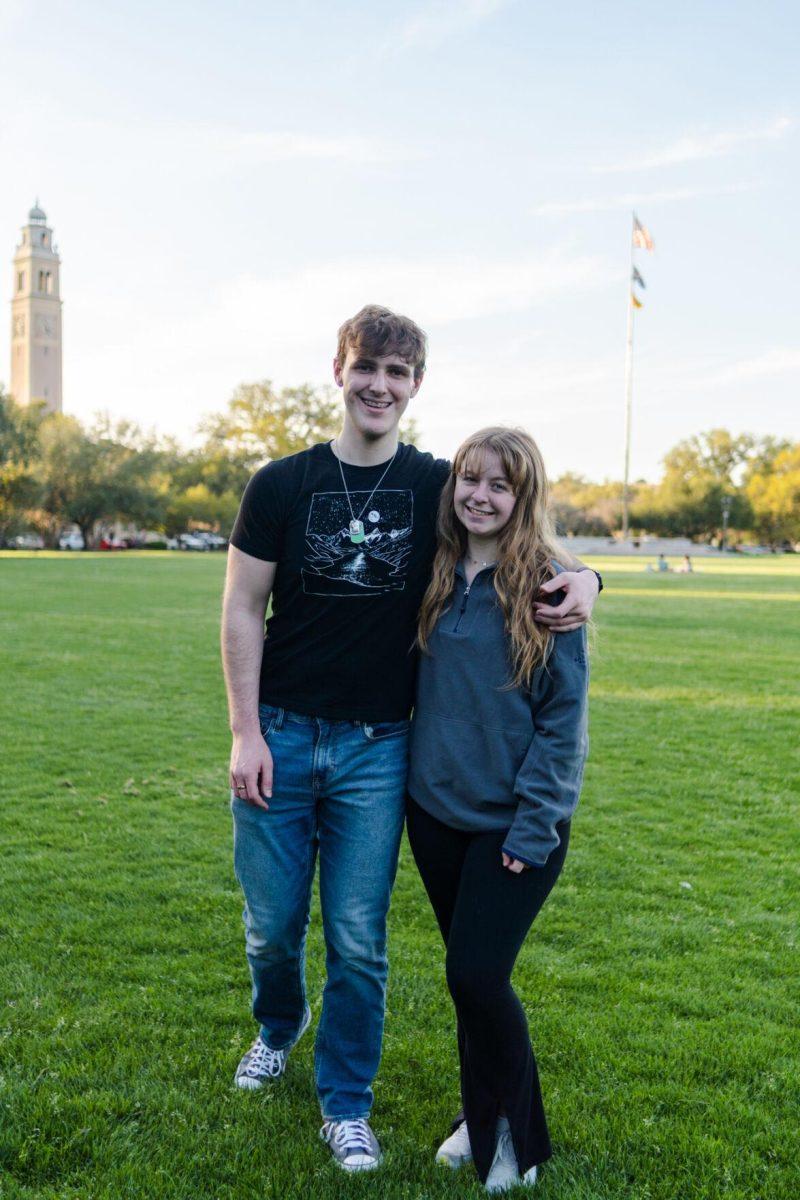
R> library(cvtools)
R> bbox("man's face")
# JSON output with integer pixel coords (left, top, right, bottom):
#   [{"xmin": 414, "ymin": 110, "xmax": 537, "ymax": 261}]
[{"xmin": 333, "ymin": 345, "xmax": 422, "ymax": 441}]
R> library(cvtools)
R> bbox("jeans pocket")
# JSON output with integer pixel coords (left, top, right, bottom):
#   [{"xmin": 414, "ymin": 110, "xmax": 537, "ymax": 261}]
[
  {"xmin": 258, "ymin": 704, "xmax": 280, "ymax": 738},
  {"xmin": 361, "ymin": 719, "xmax": 411, "ymax": 742}
]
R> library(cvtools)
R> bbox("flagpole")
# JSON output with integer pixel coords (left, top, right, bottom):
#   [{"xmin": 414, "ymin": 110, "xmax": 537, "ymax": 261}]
[{"xmin": 622, "ymin": 212, "xmax": 635, "ymax": 541}]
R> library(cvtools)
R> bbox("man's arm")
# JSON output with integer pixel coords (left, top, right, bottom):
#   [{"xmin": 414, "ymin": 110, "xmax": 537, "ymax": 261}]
[
  {"xmin": 221, "ymin": 545, "xmax": 277, "ymax": 810},
  {"xmin": 534, "ymin": 568, "xmax": 601, "ymax": 633}
]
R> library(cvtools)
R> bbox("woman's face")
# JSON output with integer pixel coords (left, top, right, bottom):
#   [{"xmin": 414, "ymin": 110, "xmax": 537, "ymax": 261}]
[{"xmin": 454, "ymin": 448, "xmax": 517, "ymax": 539}]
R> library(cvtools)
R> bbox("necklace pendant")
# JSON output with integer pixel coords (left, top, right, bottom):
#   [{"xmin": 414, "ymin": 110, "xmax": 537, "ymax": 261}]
[{"xmin": 349, "ymin": 519, "xmax": 366, "ymax": 543}]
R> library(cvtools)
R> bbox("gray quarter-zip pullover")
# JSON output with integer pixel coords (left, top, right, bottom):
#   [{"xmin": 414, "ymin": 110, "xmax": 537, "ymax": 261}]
[{"xmin": 408, "ymin": 562, "xmax": 589, "ymax": 866}]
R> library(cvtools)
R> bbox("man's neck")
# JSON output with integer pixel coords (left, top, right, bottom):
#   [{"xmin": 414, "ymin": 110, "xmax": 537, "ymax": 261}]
[{"xmin": 334, "ymin": 423, "xmax": 400, "ymax": 466}]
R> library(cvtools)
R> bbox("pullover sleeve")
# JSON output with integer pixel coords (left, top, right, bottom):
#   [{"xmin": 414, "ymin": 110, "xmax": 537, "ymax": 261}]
[{"xmin": 502, "ymin": 625, "xmax": 589, "ymax": 867}]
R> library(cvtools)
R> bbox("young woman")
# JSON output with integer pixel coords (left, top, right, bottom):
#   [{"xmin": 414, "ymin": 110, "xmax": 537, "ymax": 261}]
[{"xmin": 407, "ymin": 426, "xmax": 589, "ymax": 1192}]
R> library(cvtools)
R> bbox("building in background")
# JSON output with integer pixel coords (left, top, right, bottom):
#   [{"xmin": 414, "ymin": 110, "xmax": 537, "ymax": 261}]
[{"xmin": 10, "ymin": 202, "xmax": 63, "ymax": 413}]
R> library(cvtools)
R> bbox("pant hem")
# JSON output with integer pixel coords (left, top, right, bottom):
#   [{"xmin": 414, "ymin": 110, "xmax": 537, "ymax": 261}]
[{"xmin": 321, "ymin": 1111, "xmax": 371, "ymax": 1122}]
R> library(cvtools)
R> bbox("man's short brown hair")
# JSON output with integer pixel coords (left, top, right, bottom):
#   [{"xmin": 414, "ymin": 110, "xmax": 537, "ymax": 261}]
[{"xmin": 336, "ymin": 305, "xmax": 427, "ymax": 380}]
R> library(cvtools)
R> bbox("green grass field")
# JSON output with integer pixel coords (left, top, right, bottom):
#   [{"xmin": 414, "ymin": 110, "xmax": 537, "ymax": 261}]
[{"xmin": 1, "ymin": 553, "xmax": 798, "ymax": 1200}]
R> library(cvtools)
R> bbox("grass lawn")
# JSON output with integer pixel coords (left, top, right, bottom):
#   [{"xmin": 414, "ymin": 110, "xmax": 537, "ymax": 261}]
[{"xmin": 0, "ymin": 552, "xmax": 798, "ymax": 1199}]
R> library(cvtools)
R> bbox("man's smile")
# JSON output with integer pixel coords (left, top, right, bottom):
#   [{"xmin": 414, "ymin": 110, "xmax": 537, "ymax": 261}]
[{"xmin": 359, "ymin": 396, "xmax": 392, "ymax": 410}]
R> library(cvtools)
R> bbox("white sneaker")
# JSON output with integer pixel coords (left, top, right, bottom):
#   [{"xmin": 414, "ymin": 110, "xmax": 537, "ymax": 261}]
[
  {"xmin": 436, "ymin": 1119, "xmax": 472, "ymax": 1168},
  {"xmin": 234, "ymin": 1005, "xmax": 311, "ymax": 1090},
  {"xmin": 484, "ymin": 1119, "xmax": 537, "ymax": 1193},
  {"xmin": 320, "ymin": 1118, "xmax": 382, "ymax": 1172}
]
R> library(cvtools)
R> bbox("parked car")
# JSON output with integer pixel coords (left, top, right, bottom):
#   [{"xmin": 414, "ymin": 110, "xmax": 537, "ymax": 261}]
[
  {"xmin": 10, "ymin": 533, "xmax": 45, "ymax": 550},
  {"xmin": 195, "ymin": 531, "xmax": 228, "ymax": 550},
  {"xmin": 58, "ymin": 531, "xmax": 85, "ymax": 551},
  {"xmin": 178, "ymin": 532, "xmax": 210, "ymax": 551},
  {"xmin": 98, "ymin": 535, "xmax": 129, "ymax": 550}
]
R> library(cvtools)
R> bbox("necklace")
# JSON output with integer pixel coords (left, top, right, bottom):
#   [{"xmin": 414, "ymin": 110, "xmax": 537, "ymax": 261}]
[{"xmin": 333, "ymin": 439, "xmax": 399, "ymax": 543}]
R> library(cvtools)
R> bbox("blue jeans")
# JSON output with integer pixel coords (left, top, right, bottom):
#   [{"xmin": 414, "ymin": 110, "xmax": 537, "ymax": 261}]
[{"xmin": 231, "ymin": 703, "xmax": 409, "ymax": 1120}]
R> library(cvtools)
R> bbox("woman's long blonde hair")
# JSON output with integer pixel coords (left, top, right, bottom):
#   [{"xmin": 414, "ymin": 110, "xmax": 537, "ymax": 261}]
[{"xmin": 417, "ymin": 426, "xmax": 575, "ymax": 688}]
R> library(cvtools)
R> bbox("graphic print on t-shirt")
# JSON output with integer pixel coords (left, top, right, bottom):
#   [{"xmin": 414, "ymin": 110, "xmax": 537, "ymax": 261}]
[{"xmin": 302, "ymin": 489, "xmax": 413, "ymax": 596}]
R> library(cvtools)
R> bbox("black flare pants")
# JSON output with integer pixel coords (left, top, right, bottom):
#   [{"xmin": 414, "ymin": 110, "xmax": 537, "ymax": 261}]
[{"xmin": 405, "ymin": 794, "xmax": 569, "ymax": 1183}]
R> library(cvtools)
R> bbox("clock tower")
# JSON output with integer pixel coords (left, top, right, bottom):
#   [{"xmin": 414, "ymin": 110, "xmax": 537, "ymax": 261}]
[{"xmin": 10, "ymin": 202, "xmax": 63, "ymax": 413}]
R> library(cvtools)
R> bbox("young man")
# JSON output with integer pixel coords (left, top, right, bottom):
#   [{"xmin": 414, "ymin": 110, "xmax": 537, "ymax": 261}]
[{"xmin": 221, "ymin": 305, "xmax": 600, "ymax": 1172}]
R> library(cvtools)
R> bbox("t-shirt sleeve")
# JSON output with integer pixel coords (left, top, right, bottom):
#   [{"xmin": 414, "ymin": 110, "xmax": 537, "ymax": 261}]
[{"xmin": 229, "ymin": 463, "xmax": 288, "ymax": 562}]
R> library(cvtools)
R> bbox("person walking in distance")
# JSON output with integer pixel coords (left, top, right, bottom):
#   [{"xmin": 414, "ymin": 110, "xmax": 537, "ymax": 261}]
[{"xmin": 221, "ymin": 306, "xmax": 601, "ymax": 1171}]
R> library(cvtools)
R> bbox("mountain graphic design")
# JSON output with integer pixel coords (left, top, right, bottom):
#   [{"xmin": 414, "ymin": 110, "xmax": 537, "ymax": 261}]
[{"xmin": 302, "ymin": 490, "xmax": 413, "ymax": 596}]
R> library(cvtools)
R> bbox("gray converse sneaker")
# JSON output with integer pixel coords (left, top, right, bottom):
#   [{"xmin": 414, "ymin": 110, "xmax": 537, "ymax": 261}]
[
  {"xmin": 436, "ymin": 1118, "xmax": 472, "ymax": 1167},
  {"xmin": 320, "ymin": 1118, "xmax": 382, "ymax": 1172},
  {"xmin": 484, "ymin": 1118, "xmax": 537, "ymax": 1193},
  {"xmin": 234, "ymin": 1005, "xmax": 311, "ymax": 1090}
]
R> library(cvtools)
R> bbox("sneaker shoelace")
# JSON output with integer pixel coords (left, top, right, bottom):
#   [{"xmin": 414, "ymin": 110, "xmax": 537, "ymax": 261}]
[
  {"xmin": 331, "ymin": 1119, "xmax": 374, "ymax": 1157},
  {"xmin": 243, "ymin": 1039, "xmax": 285, "ymax": 1079}
]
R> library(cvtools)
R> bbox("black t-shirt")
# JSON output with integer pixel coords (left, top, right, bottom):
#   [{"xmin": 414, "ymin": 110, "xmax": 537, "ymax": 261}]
[{"xmin": 229, "ymin": 441, "xmax": 450, "ymax": 722}]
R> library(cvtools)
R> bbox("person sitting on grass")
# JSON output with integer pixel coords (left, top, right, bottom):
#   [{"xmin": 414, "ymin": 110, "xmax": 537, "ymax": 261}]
[{"xmin": 407, "ymin": 426, "xmax": 589, "ymax": 1193}]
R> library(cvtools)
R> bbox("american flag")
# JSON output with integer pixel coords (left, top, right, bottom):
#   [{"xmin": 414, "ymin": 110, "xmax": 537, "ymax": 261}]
[{"xmin": 632, "ymin": 215, "xmax": 654, "ymax": 251}]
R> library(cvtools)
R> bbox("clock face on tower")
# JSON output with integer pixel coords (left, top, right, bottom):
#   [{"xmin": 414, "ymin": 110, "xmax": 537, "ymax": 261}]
[
  {"xmin": 36, "ymin": 315, "xmax": 55, "ymax": 338},
  {"xmin": 13, "ymin": 315, "xmax": 25, "ymax": 338}
]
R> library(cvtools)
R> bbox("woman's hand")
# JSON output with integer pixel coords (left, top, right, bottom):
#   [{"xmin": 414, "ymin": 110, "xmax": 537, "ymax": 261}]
[{"xmin": 502, "ymin": 852, "xmax": 529, "ymax": 873}]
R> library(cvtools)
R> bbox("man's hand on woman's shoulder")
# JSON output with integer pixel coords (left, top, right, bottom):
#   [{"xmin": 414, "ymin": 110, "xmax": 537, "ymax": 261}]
[{"xmin": 534, "ymin": 569, "xmax": 599, "ymax": 633}]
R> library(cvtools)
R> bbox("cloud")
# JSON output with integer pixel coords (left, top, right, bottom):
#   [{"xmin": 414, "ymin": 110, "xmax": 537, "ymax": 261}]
[
  {"xmin": 705, "ymin": 348, "xmax": 800, "ymax": 386},
  {"xmin": 594, "ymin": 116, "xmax": 793, "ymax": 173},
  {"xmin": 108, "ymin": 120, "xmax": 410, "ymax": 169},
  {"xmin": 182, "ymin": 126, "xmax": 406, "ymax": 167},
  {"xmin": 63, "ymin": 247, "xmax": 618, "ymax": 455},
  {"xmin": 0, "ymin": 0, "xmax": 25, "ymax": 35},
  {"xmin": 389, "ymin": 0, "xmax": 512, "ymax": 51},
  {"xmin": 66, "ymin": 246, "xmax": 613, "ymax": 417},
  {"xmin": 532, "ymin": 182, "xmax": 757, "ymax": 217},
  {"xmin": 200, "ymin": 248, "xmax": 615, "ymax": 345}
]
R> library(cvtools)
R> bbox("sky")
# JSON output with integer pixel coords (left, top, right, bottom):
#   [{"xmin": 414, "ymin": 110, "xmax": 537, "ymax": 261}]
[{"xmin": 1, "ymin": 0, "xmax": 798, "ymax": 481}]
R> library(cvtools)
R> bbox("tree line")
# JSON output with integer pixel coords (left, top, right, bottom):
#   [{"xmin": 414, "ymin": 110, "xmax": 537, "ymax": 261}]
[
  {"xmin": 0, "ymin": 382, "xmax": 418, "ymax": 549},
  {"xmin": 1, "ymin": 384, "xmax": 797, "ymax": 548},
  {"xmin": 553, "ymin": 429, "xmax": 799, "ymax": 547}
]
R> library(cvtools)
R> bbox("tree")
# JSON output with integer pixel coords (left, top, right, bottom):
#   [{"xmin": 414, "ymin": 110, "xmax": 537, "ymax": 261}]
[
  {"xmin": 0, "ymin": 390, "xmax": 45, "ymax": 544},
  {"xmin": 33, "ymin": 414, "xmax": 163, "ymax": 548},
  {"xmin": 198, "ymin": 382, "xmax": 342, "ymax": 476},
  {"xmin": 636, "ymin": 429, "xmax": 754, "ymax": 541},
  {"xmin": 746, "ymin": 443, "xmax": 800, "ymax": 544},
  {"xmin": 162, "ymin": 484, "xmax": 241, "ymax": 538},
  {"xmin": 198, "ymin": 380, "xmax": 421, "ymax": 484},
  {"xmin": 551, "ymin": 473, "xmax": 640, "ymax": 536}
]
